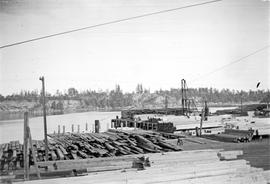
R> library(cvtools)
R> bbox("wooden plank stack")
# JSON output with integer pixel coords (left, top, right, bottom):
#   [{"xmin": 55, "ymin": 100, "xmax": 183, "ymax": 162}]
[
  {"xmin": 14, "ymin": 149, "xmax": 270, "ymax": 184},
  {"xmin": 0, "ymin": 130, "xmax": 182, "ymax": 173},
  {"xmin": 203, "ymin": 129, "xmax": 254, "ymax": 143}
]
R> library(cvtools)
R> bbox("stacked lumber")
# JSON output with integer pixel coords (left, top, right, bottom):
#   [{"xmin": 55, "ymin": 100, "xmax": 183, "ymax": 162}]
[
  {"xmin": 157, "ymin": 122, "xmax": 175, "ymax": 133},
  {"xmin": 0, "ymin": 141, "xmax": 23, "ymax": 171},
  {"xmin": 121, "ymin": 108, "xmax": 185, "ymax": 119},
  {"xmin": 14, "ymin": 149, "xmax": 269, "ymax": 184},
  {"xmin": 0, "ymin": 130, "xmax": 182, "ymax": 173},
  {"xmin": 203, "ymin": 129, "xmax": 254, "ymax": 143}
]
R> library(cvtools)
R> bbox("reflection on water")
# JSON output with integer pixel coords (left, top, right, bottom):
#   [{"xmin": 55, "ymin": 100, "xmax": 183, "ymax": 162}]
[{"xmin": 0, "ymin": 111, "xmax": 120, "ymax": 144}]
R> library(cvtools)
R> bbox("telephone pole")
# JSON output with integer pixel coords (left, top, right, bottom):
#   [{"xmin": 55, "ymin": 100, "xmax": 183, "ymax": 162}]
[{"xmin": 39, "ymin": 76, "xmax": 48, "ymax": 161}]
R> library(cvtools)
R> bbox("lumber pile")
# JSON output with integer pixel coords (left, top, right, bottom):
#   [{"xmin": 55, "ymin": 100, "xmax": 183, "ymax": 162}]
[
  {"xmin": 0, "ymin": 130, "xmax": 182, "ymax": 173},
  {"xmin": 121, "ymin": 108, "xmax": 185, "ymax": 119},
  {"xmin": 203, "ymin": 128, "xmax": 254, "ymax": 143},
  {"xmin": 14, "ymin": 149, "xmax": 270, "ymax": 184}
]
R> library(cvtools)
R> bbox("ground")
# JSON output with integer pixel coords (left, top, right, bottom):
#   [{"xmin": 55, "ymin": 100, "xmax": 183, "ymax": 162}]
[{"xmin": 182, "ymin": 136, "xmax": 270, "ymax": 170}]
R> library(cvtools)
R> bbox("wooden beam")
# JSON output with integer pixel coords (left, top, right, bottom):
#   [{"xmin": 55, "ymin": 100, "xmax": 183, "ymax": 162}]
[{"xmin": 23, "ymin": 112, "xmax": 29, "ymax": 180}]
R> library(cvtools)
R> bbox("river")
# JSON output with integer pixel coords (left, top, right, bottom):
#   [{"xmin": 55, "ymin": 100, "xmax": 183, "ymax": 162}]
[
  {"xmin": 0, "ymin": 111, "xmax": 120, "ymax": 144},
  {"xmin": 0, "ymin": 107, "xmax": 238, "ymax": 144}
]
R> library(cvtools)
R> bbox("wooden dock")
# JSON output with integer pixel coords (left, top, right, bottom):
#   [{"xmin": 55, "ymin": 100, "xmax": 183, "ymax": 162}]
[{"xmin": 111, "ymin": 118, "xmax": 176, "ymax": 133}]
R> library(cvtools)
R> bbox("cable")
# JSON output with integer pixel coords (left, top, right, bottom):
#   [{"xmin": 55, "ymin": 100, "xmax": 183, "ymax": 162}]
[
  {"xmin": 190, "ymin": 45, "xmax": 270, "ymax": 83},
  {"xmin": 0, "ymin": 0, "xmax": 221, "ymax": 49}
]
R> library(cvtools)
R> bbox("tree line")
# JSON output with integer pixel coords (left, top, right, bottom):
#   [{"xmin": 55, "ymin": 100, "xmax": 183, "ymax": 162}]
[{"xmin": 0, "ymin": 84, "xmax": 269, "ymax": 110}]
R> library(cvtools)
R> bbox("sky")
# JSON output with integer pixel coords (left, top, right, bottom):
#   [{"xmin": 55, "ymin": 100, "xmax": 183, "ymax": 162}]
[{"xmin": 0, "ymin": 0, "xmax": 269, "ymax": 95}]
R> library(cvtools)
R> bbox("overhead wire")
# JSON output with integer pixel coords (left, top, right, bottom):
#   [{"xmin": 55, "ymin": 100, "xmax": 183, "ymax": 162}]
[
  {"xmin": 0, "ymin": 0, "xmax": 221, "ymax": 49},
  {"xmin": 190, "ymin": 45, "xmax": 270, "ymax": 83}
]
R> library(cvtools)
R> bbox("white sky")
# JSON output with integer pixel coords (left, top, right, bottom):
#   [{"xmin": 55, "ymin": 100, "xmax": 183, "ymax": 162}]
[{"xmin": 0, "ymin": 0, "xmax": 269, "ymax": 95}]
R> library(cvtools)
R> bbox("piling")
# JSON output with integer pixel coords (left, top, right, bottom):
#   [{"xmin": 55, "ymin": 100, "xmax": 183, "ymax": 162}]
[
  {"xmin": 23, "ymin": 112, "xmax": 30, "ymax": 180},
  {"xmin": 86, "ymin": 123, "xmax": 88, "ymax": 131},
  {"xmin": 120, "ymin": 121, "xmax": 123, "ymax": 129},
  {"xmin": 72, "ymin": 124, "xmax": 74, "ymax": 133},
  {"xmin": 95, "ymin": 120, "xmax": 100, "ymax": 133},
  {"xmin": 58, "ymin": 125, "xmax": 60, "ymax": 135},
  {"xmin": 63, "ymin": 125, "xmax": 65, "ymax": 134}
]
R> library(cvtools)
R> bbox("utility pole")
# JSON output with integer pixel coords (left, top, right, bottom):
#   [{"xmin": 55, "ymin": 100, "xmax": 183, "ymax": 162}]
[
  {"xmin": 199, "ymin": 102, "xmax": 205, "ymax": 136},
  {"xmin": 240, "ymin": 91, "xmax": 243, "ymax": 115},
  {"xmin": 39, "ymin": 76, "xmax": 48, "ymax": 161},
  {"xmin": 200, "ymin": 108, "xmax": 204, "ymax": 136},
  {"xmin": 181, "ymin": 79, "xmax": 186, "ymax": 115}
]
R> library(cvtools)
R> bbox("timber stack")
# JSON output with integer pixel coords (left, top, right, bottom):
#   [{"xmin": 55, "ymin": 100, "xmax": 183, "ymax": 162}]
[
  {"xmin": 0, "ymin": 129, "xmax": 182, "ymax": 173},
  {"xmin": 121, "ymin": 108, "xmax": 185, "ymax": 119},
  {"xmin": 9, "ymin": 149, "xmax": 270, "ymax": 183},
  {"xmin": 203, "ymin": 129, "xmax": 254, "ymax": 143},
  {"xmin": 111, "ymin": 117, "xmax": 176, "ymax": 133}
]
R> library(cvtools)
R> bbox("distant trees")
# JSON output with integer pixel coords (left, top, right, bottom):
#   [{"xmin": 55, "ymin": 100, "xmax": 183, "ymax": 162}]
[
  {"xmin": 1, "ymin": 86, "xmax": 269, "ymax": 111},
  {"xmin": 136, "ymin": 84, "xmax": 143, "ymax": 94},
  {"xmin": 0, "ymin": 94, "xmax": 4, "ymax": 102},
  {"xmin": 68, "ymin": 88, "xmax": 78, "ymax": 97},
  {"xmin": 109, "ymin": 84, "xmax": 124, "ymax": 108}
]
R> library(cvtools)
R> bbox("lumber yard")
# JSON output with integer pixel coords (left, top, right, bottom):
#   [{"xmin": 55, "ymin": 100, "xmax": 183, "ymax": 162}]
[
  {"xmin": 2, "ymin": 149, "xmax": 270, "ymax": 183},
  {"xmin": 1, "ymin": 79, "xmax": 270, "ymax": 183},
  {"xmin": 0, "ymin": 129, "xmax": 182, "ymax": 173}
]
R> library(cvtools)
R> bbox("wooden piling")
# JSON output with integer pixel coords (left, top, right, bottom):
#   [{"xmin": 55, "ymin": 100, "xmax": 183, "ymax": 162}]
[
  {"xmin": 95, "ymin": 120, "xmax": 100, "ymax": 133},
  {"xmin": 72, "ymin": 124, "xmax": 74, "ymax": 133},
  {"xmin": 86, "ymin": 123, "xmax": 88, "ymax": 131},
  {"xmin": 58, "ymin": 125, "xmax": 60, "ymax": 135},
  {"xmin": 23, "ymin": 112, "xmax": 30, "ymax": 180},
  {"xmin": 28, "ymin": 127, "xmax": 41, "ymax": 179},
  {"xmin": 111, "ymin": 121, "xmax": 114, "ymax": 129},
  {"xmin": 120, "ymin": 121, "xmax": 123, "ymax": 130},
  {"xmin": 63, "ymin": 125, "xmax": 65, "ymax": 134}
]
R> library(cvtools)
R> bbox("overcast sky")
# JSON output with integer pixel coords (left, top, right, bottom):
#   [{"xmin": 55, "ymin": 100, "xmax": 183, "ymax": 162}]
[{"xmin": 0, "ymin": 0, "xmax": 269, "ymax": 95}]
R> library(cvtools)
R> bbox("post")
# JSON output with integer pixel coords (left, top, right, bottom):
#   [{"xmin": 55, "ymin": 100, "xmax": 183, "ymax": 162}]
[
  {"xmin": 165, "ymin": 95, "xmax": 168, "ymax": 115},
  {"xmin": 77, "ymin": 125, "xmax": 80, "ymax": 133},
  {"xmin": 72, "ymin": 124, "xmax": 74, "ymax": 133},
  {"xmin": 200, "ymin": 109, "xmax": 204, "ymax": 136},
  {"xmin": 58, "ymin": 125, "xmax": 60, "ymax": 135},
  {"xmin": 240, "ymin": 92, "xmax": 243, "ymax": 114},
  {"xmin": 86, "ymin": 123, "xmax": 88, "ymax": 131},
  {"xmin": 181, "ymin": 79, "xmax": 186, "ymax": 115},
  {"xmin": 63, "ymin": 125, "xmax": 65, "ymax": 134},
  {"xmin": 95, "ymin": 120, "xmax": 100, "ymax": 133},
  {"xmin": 28, "ymin": 127, "xmax": 41, "ymax": 179},
  {"xmin": 39, "ymin": 76, "xmax": 48, "ymax": 161},
  {"xmin": 23, "ymin": 112, "xmax": 30, "ymax": 180},
  {"xmin": 120, "ymin": 121, "xmax": 123, "ymax": 130}
]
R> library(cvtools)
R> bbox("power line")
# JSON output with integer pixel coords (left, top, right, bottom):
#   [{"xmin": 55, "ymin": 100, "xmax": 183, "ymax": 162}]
[
  {"xmin": 0, "ymin": 0, "xmax": 221, "ymax": 49},
  {"xmin": 190, "ymin": 45, "xmax": 270, "ymax": 83}
]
